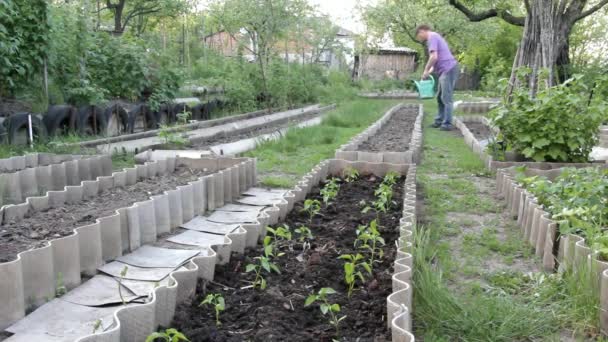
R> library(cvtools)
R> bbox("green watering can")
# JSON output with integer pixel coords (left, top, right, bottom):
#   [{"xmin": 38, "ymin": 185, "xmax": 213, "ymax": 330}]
[{"xmin": 414, "ymin": 75, "xmax": 435, "ymax": 99}]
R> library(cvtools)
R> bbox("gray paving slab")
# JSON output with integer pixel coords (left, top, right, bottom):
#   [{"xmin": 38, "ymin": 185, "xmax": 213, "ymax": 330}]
[
  {"xmin": 98, "ymin": 261, "xmax": 176, "ymax": 282},
  {"xmin": 6, "ymin": 299, "xmax": 134, "ymax": 341},
  {"xmin": 167, "ymin": 230, "xmax": 227, "ymax": 247},
  {"xmin": 180, "ymin": 216, "xmax": 240, "ymax": 234},
  {"xmin": 61, "ymin": 275, "xmax": 141, "ymax": 306},
  {"xmin": 115, "ymin": 245, "xmax": 200, "ymax": 268}
]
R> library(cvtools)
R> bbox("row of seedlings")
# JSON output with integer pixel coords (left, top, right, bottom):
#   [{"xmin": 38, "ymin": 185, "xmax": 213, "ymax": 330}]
[{"xmin": 0, "ymin": 156, "xmax": 256, "ymax": 339}]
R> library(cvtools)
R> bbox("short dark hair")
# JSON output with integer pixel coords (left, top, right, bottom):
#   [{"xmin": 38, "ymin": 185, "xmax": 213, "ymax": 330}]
[{"xmin": 415, "ymin": 24, "xmax": 432, "ymax": 34}]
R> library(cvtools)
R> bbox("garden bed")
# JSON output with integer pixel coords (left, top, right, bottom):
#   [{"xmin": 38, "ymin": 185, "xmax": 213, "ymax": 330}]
[
  {"xmin": 454, "ymin": 115, "xmax": 597, "ymax": 171},
  {"xmin": 0, "ymin": 156, "xmax": 256, "ymax": 332},
  {"xmin": 335, "ymin": 103, "xmax": 423, "ymax": 164},
  {"xmin": 495, "ymin": 165, "xmax": 608, "ymax": 335},
  {"xmin": 171, "ymin": 174, "xmax": 404, "ymax": 341},
  {"xmin": 0, "ymin": 166, "xmax": 213, "ymax": 263}
]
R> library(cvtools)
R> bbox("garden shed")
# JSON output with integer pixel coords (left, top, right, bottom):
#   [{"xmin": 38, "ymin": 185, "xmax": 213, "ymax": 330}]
[{"xmin": 357, "ymin": 47, "xmax": 418, "ymax": 81}]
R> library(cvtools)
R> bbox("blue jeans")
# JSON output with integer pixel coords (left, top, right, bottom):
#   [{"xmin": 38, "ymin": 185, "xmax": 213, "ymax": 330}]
[{"xmin": 435, "ymin": 64, "xmax": 460, "ymax": 128}]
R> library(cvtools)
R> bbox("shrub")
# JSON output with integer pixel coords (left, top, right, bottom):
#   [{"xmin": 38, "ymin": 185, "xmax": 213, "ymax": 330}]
[{"xmin": 489, "ymin": 73, "xmax": 607, "ymax": 162}]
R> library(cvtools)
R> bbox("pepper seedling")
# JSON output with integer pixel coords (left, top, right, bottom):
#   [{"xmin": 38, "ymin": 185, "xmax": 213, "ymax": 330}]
[
  {"xmin": 200, "ymin": 293, "xmax": 226, "ymax": 326},
  {"xmin": 355, "ymin": 219, "xmax": 385, "ymax": 268},
  {"xmin": 302, "ymin": 199, "xmax": 322, "ymax": 223},
  {"xmin": 320, "ymin": 178, "xmax": 340, "ymax": 206},
  {"xmin": 295, "ymin": 225, "xmax": 314, "ymax": 242},
  {"xmin": 338, "ymin": 253, "xmax": 371, "ymax": 298},
  {"xmin": 305, "ymin": 287, "xmax": 346, "ymax": 337},
  {"xmin": 145, "ymin": 328, "xmax": 190, "ymax": 342},
  {"xmin": 245, "ymin": 254, "xmax": 281, "ymax": 290},
  {"xmin": 343, "ymin": 167, "xmax": 360, "ymax": 183}
]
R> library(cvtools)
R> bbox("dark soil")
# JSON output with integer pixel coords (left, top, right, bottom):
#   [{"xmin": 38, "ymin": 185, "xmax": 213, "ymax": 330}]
[
  {"xmin": 0, "ymin": 166, "xmax": 216, "ymax": 263},
  {"xmin": 190, "ymin": 111, "xmax": 322, "ymax": 148},
  {"xmin": 463, "ymin": 121, "xmax": 493, "ymax": 141},
  {"xmin": 171, "ymin": 175, "xmax": 405, "ymax": 342},
  {"xmin": 358, "ymin": 106, "xmax": 419, "ymax": 152}
]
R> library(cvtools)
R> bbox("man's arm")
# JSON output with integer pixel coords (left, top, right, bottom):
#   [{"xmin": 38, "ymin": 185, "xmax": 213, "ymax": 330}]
[{"xmin": 422, "ymin": 51, "xmax": 437, "ymax": 79}]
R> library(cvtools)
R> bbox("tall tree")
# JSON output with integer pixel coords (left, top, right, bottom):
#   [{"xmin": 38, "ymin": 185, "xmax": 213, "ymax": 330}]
[
  {"xmin": 101, "ymin": 0, "xmax": 186, "ymax": 35},
  {"xmin": 448, "ymin": 0, "xmax": 608, "ymax": 94}
]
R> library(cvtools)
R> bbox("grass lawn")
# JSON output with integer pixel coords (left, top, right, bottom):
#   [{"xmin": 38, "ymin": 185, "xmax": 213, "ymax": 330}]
[{"xmin": 244, "ymin": 99, "xmax": 399, "ymax": 187}]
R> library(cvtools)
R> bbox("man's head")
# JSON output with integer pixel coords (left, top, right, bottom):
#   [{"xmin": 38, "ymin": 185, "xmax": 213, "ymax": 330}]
[{"xmin": 415, "ymin": 24, "xmax": 432, "ymax": 42}]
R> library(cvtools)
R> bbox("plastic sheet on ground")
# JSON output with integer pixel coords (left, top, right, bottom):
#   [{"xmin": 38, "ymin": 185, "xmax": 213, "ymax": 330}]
[
  {"xmin": 98, "ymin": 261, "xmax": 176, "ymax": 282},
  {"xmin": 115, "ymin": 245, "xmax": 200, "ymax": 268},
  {"xmin": 166, "ymin": 230, "xmax": 227, "ymax": 247},
  {"xmin": 180, "ymin": 217, "xmax": 240, "ymax": 234},
  {"xmin": 61, "ymin": 275, "xmax": 142, "ymax": 306},
  {"xmin": 215, "ymin": 203, "xmax": 266, "ymax": 212},
  {"xmin": 205, "ymin": 210, "xmax": 260, "ymax": 224}
]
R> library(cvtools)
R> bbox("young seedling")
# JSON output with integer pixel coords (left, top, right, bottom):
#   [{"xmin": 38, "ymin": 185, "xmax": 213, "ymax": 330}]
[
  {"xmin": 343, "ymin": 167, "xmax": 360, "ymax": 183},
  {"xmin": 373, "ymin": 183, "xmax": 394, "ymax": 213},
  {"xmin": 56, "ymin": 272, "xmax": 67, "ymax": 297},
  {"xmin": 245, "ymin": 255, "xmax": 281, "ymax": 290},
  {"xmin": 383, "ymin": 171, "xmax": 400, "ymax": 187},
  {"xmin": 92, "ymin": 319, "xmax": 102, "ymax": 334},
  {"xmin": 295, "ymin": 225, "xmax": 314, "ymax": 242},
  {"xmin": 320, "ymin": 178, "xmax": 340, "ymax": 206},
  {"xmin": 355, "ymin": 219, "xmax": 385, "ymax": 268},
  {"xmin": 200, "ymin": 293, "xmax": 226, "ymax": 326},
  {"xmin": 145, "ymin": 328, "xmax": 190, "ymax": 342},
  {"xmin": 302, "ymin": 199, "xmax": 321, "ymax": 223},
  {"xmin": 304, "ymin": 287, "xmax": 346, "ymax": 337},
  {"xmin": 338, "ymin": 253, "xmax": 371, "ymax": 298},
  {"xmin": 266, "ymin": 224, "xmax": 292, "ymax": 244}
]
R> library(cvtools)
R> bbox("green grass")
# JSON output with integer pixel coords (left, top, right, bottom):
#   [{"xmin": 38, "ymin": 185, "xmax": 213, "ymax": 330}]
[
  {"xmin": 413, "ymin": 99, "xmax": 601, "ymax": 340},
  {"xmin": 244, "ymin": 99, "xmax": 399, "ymax": 187}
]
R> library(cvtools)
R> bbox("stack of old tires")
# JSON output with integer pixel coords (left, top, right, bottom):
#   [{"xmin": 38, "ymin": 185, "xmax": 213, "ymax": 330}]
[{"xmin": 0, "ymin": 99, "xmax": 226, "ymax": 145}]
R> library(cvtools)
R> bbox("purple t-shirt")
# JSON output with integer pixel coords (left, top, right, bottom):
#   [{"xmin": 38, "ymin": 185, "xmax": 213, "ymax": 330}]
[{"xmin": 427, "ymin": 32, "xmax": 457, "ymax": 75}]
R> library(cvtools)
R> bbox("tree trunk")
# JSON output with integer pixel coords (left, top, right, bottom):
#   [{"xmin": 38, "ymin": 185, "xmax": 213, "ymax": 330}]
[{"xmin": 110, "ymin": 0, "xmax": 126, "ymax": 35}]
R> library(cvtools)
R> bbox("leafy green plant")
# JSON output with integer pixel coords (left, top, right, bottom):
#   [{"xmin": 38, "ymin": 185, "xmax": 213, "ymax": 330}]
[
  {"xmin": 383, "ymin": 172, "xmax": 400, "ymax": 187},
  {"xmin": 265, "ymin": 225, "xmax": 292, "ymax": 244},
  {"xmin": 245, "ymin": 254, "xmax": 281, "ymax": 290},
  {"xmin": 118, "ymin": 265, "xmax": 129, "ymax": 305},
  {"xmin": 200, "ymin": 293, "xmax": 226, "ymax": 326},
  {"xmin": 338, "ymin": 253, "xmax": 371, "ymax": 298},
  {"xmin": 158, "ymin": 125, "xmax": 188, "ymax": 147},
  {"xmin": 355, "ymin": 219, "xmax": 385, "ymax": 268},
  {"xmin": 56, "ymin": 272, "xmax": 67, "ymax": 297},
  {"xmin": 343, "ymin": 168, "xmax": 360, "ymax": 183},
  {"xmin": 304, "ymin": 287, "xmax": 346, "ymax": 337},
  {"xmin": 302, "ymin": 199, "xmax": 322, "ymax": 223},
  {"xmin": 489, "ymin": 73, "xmax": 606, "ymax": 162},
  {"xmin": 92, "ymin": 319, "xmax": 102, "ymax": 334},
  {"xmin": 145, "ymin": 328, "xmax": 189, "ymax": 342},
  {"xmin": 295, "ymin": 226, "xmax": 314, "ymax": 242},
  {"xmin": 320, "ymin": 178, "xmax": 341, "ymax": 206}
]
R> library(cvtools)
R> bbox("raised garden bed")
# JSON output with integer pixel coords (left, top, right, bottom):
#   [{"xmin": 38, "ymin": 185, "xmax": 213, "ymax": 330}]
[
  {"xmin": 453, "ymin": 100, "xmax": 499, "ymax": 114},
  {"xmin": 162, "ymin": 160, "xmax": 417, "ymax": 342},
  {"xmin": 0, "ymin": 154, "xmax": 112, "ymax": 206},
  {"xmin": 336, "ymin": 103, "xmax": 423, "ymax": 164},
  {"xmin": 0, "ymin": 156, "xmax": 256, "ymax": 332},
  {"xmin": 495, "ymin": 166, "xmax": 608, "ymax": 335},
  {"xmin": 454, "ymin": 115, "xmax": 598, "ymax": 171}
]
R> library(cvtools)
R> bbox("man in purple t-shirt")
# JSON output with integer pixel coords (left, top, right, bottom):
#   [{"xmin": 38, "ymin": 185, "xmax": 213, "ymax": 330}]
[{"xmin": 416, "ymin": 24, "xmax": 460, "ymax": 130}]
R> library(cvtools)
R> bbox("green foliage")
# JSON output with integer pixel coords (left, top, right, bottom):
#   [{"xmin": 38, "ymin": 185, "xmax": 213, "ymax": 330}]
[
  {"xmin": 294, "ymin": 225, "xmax": 314, "ymax": 242},
  {"xmin": 302, "ymin": 199, "xmax": 322, "ymax": 223},
  {"xmin": 490, "ymin": 73, "xmax": 607, "ymax": 162},
  {"xmin": 304, "ymin": 287, "xmax": 346, "ymax": 336},
  {"xmin": 265, "ymin": 225, "xmax": 292, "ymax": 246},
  {"xmin": 342, "ymin": 167, "xmax": 359, "ymax": 183},
  {"xmin": 0, "ymin": 0, "xmax": 49, "ymax": 97},
  {"xmin": 518, "ymin": 167, "xmax": 608, "ymax": 258},
  {"xmin": 338, "ymin": 253, "xmax": 371, "ymax": 298},
  {"xmin": 354, "ymin": 219, "xmax": 385, "ymax": 268},
  {"xmin": 245, "ymin": 254, "xmax": 281, "ymax": 290},
  {"xmin": 145, "ymin": 328, "xmax": 189, "ymax": 342},
  {"xmin": 320, "ymin": 178, "xmax": 341, "ymax": 206},
  {"xmin": 199, "ymin": 293, "xmax": 225, "ymax": 326}
]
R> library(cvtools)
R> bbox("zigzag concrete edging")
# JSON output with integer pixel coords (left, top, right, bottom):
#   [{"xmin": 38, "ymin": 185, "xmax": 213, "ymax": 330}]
[
  {"xmin": 335, "ymin": 103, "xmax": 423, "ymax": 164},
  {"xmin": 0, "ymin": 154, "xmax": 112, "ymax": 208},
  {"xmin": 453, "ymin": 100, "xmax": 499, "ymax": 114},
  {"xmin": 495, "ymin": 166, "xmax": 608, "ymax": 335},
  {"xmin": 68, "ymin": 159, "xmax": 416, "ymax": 342},
  {"xmin": 0, "ymin": 156, "xmax": 257, "ymax": 332}
]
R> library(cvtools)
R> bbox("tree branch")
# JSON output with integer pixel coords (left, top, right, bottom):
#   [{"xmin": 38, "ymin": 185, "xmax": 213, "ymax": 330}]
[
  {"xmin": 448, "ymin": 0, "xmax": 526, "ymax": 26},
  {"xmin": 576, "ymin": 0, "xmax": 608, "ymax": 21}
]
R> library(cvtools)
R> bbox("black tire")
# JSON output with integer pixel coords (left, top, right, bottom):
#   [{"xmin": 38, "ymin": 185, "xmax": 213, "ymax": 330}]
[
  {"xmin": 77, "ymin": 105, "xmax": 108, "ymax": 136},
  {"xmin": 171, "ymin": 103, "xmax": 191, "ymax": 122},
  {"xmin": 191, "ymin": 103, "xmax": 205, "ymax": 121},
  {"xmin": 207, "ymin": 100, "xmax": 217, "ymax": 118},
  {"xmin": 0, "ymin": 123, "xmax": 7, "ymax": 144},
  {"xmin": 127, "ymin": 104, "xmax": 156, "ymax": 133},
  {"xmin": 104, "ymin": 104, "xmax": 129, "ymax": 137},
  {"xmin": 4, "ymin": 113, "xmax": 48, "ymax": 145},
  {"xmin": 154, "ymin": 103, "xmax": 174, "ymax": 128},
  {"xmin": 43, "ymin": 105, "xmax": 77, "ymax": 136}
]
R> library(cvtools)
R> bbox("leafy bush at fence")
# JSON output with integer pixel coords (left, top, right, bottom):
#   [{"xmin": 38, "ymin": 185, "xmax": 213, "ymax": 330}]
[
  {"xmin": 490, "ymin": 73, "xmax": 608, "ymax": 162},
  {"xmin": 518, "ymin": 167, "xmax": 608, "ymax": 258}
]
